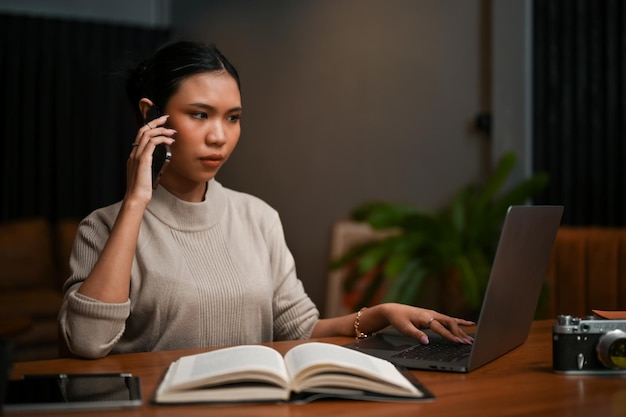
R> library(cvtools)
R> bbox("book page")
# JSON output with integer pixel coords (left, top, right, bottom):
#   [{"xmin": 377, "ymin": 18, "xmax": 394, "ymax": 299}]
[
  {"xmin": 162, "ymin": 345, "xmax": 290, "ymax": 392},
  {"xmin": 283, "ymin": 342, "xmax": 421, "ymax": 396}
]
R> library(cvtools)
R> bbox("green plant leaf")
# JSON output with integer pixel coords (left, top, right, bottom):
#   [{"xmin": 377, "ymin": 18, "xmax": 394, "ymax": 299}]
[
  {"xmin": 350, "ymin": 201, "xmax": 415, "ymax": 229},
  {"xmin": 356, "ymin": 245, "xmax": 390, "ymax": 274},
  {"xmin": 383, "ymin": 251, "xmax": 412, "ymax": 278},
  {"xmin": 474, "ymin": 151, "xmax": 516, "ymax": 211},
  {"xmin": 492, "ymin": 172, "xmax": 549, "ymax": 211},
  {"xmin": 454, "ymin": 254, "xmax": 481, "ymax": 309},
  {"xmin": 383, "ymin": 259, "xmax": 429, "ymax": 304},
  {"xmin": 329, "ymin": 239, "xmax": 381, "ymax": 270}
]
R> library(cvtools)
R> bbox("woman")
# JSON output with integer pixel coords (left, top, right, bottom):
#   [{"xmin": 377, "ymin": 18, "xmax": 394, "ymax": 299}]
[{"xmin": 58, "ymin": 40, "xmax": 474, "ymax": 359}]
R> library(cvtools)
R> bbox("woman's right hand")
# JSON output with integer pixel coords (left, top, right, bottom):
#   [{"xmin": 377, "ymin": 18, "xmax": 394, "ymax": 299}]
[
  {"xmin": 126, "ymin": 114, "xmax": 176, "ymax": 205},
  {"xmin": 76, "ymin": 116, "xmax": 175, "ymax": 303}
]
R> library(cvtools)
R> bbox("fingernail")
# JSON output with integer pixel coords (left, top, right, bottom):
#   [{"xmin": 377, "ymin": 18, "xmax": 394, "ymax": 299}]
[{"xmin": 420, "ymin": 335, "xmax": 429, "ymax": 345}]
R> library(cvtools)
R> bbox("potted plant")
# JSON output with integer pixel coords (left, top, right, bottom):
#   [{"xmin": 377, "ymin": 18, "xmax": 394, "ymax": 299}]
[{"xmin": 330, "ymin": 152, "xmax": 549, "ymax": 320}]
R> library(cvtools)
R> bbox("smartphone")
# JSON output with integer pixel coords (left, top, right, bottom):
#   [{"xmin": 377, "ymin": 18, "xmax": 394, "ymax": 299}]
[
  {"xmin": 146, "ymin": 106, "xmax": 171, "ymax": 189},
  {"xmin": 3, "ymin": 373, "xmax": 142, "ymax": 412}
]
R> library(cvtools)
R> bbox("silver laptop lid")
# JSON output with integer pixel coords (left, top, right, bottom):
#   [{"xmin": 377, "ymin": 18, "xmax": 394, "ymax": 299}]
[{"xmin": 467, "ymin": 205, "xmax": 563, "ymax": 371}]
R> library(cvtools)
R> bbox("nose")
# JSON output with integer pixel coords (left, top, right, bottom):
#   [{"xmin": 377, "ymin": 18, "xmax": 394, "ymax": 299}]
[{"xmin": 205, "ymin": 121, "xmax": 227, "ymax": 146}]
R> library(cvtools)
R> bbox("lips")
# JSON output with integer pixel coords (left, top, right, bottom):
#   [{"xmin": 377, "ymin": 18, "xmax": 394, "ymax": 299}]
[
  {"xmin": 199, "ymin": 154, "xmax": 224, "ymax": 168},
  {"xmin": 200, "ymin": 154, "xmax": 224, "ymax": 161}
]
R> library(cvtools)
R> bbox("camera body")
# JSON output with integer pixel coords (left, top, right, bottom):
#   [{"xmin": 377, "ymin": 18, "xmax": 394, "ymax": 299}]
[{"xmin": 552, "ymin": 315, "xmax": 626, "ymax": 374}]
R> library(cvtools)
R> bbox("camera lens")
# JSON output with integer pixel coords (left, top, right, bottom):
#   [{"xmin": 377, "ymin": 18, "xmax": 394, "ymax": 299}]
[{"xmin": 596, "ymin": 329, "xmax": 626, "ymax": 369}]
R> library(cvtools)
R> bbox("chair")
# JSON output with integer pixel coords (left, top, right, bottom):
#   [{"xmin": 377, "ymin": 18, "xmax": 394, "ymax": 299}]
[
  {"xmin": 325, "ymin": 220, "xmax": 398, "ymax": 318},
  {"xmin": 544, "ymin": 226, "xmax": 626, "ymax": 318}
]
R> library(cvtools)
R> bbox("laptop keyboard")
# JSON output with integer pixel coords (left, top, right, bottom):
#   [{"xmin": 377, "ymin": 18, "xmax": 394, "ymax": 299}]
[{"xmin": 391, "ymin": 342, "xmax": 472, "ymax": 362}]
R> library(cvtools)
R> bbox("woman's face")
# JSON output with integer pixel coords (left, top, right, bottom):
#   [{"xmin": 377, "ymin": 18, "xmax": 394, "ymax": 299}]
[{"xmin": 159, "ymin": 71, "xmax": 242, "ymax": 200}]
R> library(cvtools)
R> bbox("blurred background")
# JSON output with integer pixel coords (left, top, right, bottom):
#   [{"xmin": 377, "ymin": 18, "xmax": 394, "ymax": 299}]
[{"xmin": 0, "ymin": 0, "xmax": 624, "ymax": 315}]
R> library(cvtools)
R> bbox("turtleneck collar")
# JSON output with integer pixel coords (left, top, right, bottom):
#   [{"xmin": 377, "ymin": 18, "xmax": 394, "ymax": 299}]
[{"xmin": 146, "ymin": 179, "xmax": 226, "ymax": 232}]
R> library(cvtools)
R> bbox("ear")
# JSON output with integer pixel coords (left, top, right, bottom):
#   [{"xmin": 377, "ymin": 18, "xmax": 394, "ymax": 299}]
[{"xmin": 138, "ymin": 98, "xmax": 155, "ymax": 122}]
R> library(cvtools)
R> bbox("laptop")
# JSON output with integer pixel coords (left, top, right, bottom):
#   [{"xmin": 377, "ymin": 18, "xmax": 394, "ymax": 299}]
[{"xmin": 345, "ymin": 205, "xmax": 564, "ymax": 373}]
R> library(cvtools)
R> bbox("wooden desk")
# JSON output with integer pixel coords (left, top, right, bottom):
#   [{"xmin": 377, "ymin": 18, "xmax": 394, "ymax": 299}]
[{"xmin": 8, "ymin": 320, "xmax": 626, "ymax": 416}]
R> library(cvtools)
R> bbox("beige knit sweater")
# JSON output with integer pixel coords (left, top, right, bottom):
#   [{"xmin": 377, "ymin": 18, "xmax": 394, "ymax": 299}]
[{"xmin": 58, "ymin": 179, "xmax": 319, "ymax": 358}]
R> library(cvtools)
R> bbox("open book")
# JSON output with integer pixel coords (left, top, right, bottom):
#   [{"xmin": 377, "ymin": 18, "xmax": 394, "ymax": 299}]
[{"xmin": 154, "ymin": 342, "xmax": 433, "ymax": 404}]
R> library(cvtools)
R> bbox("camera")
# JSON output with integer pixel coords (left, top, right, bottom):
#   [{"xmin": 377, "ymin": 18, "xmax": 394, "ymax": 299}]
[{"xmin": 553, "ymin": 315, "xmax": 626, "ymax": 373}]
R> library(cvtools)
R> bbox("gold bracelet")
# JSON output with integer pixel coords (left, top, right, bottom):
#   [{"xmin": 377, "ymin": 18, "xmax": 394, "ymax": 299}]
[{"xmin": 354, "ymin": 307, "xmax": 369, "ymax": 340}]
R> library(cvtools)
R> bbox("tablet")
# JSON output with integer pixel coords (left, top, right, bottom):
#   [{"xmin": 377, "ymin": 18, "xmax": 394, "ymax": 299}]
[{"xmin": 3, "ymin": 373, "xmax": 142, "ymax": 413}]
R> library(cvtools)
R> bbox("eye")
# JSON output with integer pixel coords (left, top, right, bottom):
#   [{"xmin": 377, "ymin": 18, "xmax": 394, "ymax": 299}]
[
  {"xmin": 191, "ymin": 112, "xmax": 207, "ymax": 120},
  {"xmin": 227, "ymin": 114, "xmax": 241, "ymax": 123}
]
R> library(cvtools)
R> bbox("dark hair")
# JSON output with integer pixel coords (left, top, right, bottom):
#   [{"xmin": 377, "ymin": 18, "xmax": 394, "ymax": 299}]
[{"xmin": 126, "ymin": 40, "xmax": 240, "ymax": 124}]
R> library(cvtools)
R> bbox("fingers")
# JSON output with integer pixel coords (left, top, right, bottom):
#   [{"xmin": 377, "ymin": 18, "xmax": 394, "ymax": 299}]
[
  {"xmin": 373, "ymin": 303, "xmax": 476, "ymax": 346},
  {"xmin": 127, "ymin": 115, "xmax": 176, "ymax": 195},
  {"xmin": 131, "ymin": 115, "xmax": 175, "ymax": 152},
  {"xmin": 427, "ymin": 316, "xmax": 475, "ymax": 345},
  {"xmin": 390, "ymin": 305, "xmax": 475, "ymax": 345}
]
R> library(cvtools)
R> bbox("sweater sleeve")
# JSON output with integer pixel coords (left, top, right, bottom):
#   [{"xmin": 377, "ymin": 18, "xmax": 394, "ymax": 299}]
[
  {"xmin": 57, "ymin": 211, "xmax": 131, "ymax": 359},
  {"xmin": 267, "ymin": 213, "xmax": 320, "ymax": 340}
]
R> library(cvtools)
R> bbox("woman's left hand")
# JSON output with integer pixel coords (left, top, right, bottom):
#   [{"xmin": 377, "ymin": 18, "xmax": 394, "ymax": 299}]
[
  {"xmin": 371, "ymin": 303, "xmax": 475, "ymax": 345},
  {"xmin": 312, "ymin": 302, "xmax": 475, "ymax": 344}
]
